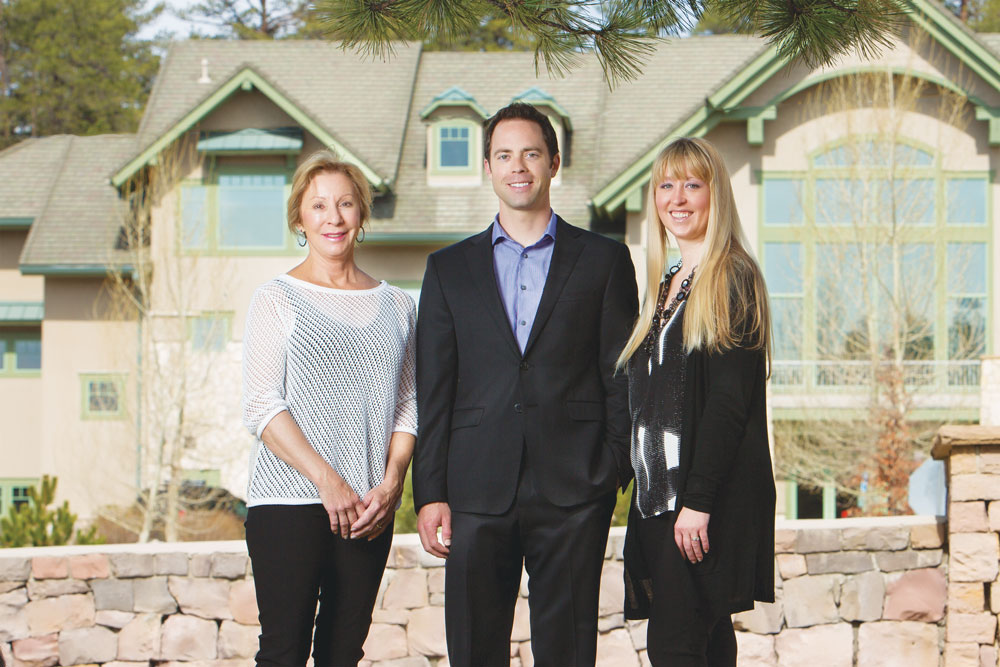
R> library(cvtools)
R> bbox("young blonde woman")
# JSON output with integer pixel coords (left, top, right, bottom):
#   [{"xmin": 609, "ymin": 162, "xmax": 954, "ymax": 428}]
[{"xmin": 619, "ymin": 137, "xmax": 775, "ymax": 666}]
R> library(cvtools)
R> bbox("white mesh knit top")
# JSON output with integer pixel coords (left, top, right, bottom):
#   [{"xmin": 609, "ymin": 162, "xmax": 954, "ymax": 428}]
[{"xmin": 241, "ymin": 274, "xmax": 417, "ymax": 507}]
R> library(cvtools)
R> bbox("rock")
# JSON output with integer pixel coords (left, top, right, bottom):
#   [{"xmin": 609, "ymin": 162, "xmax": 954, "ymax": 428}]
[
  {"xmin": 883, "ymin": 569, "xmax": 946, "ymax": 622},
  {"xmin": 211, "ymin": 553, "xmax": 248, "ymax": 579},
  {"xmin": 382, "ymin": 570, "xmax": 427, "ymax": 610},
  {"xmin": 159, "ymin": 614, "xmax": 219, "ymax": 660},
  {"xmin": 154, "ymin": 553, "xmax": 188, "ymax": 576},
  {"xmin": 26, "ymin": 578, "xmax": 89, "ymax": 600},
  {"xmin": 91, "ymin": 578, "xmax": 134, "ymax": 611},
  {"xmin": 95, "ymin": 609, "xmax": 136, "ymax": 629},
  {"xmin": 599, "ymin": 561, "xmax": 624, "ymax": 617},
  {"xmin": 951, "ymin": 502, "xmax": 989, "ymax": 532},
  {"xmin": 30, "ymin": 557, "xmax": 68, "ymax": 580},
  {"xmin": 229, "ymin": 579, "xmax": 259, "ymax": 625},
  {"xmin": 595, "ymin": 628, "xmax": 640, "ymax": 667},
  {"xmin": 774, "ymin": 529, "xmax": 797, "ymax": 553},
  {"xmin": 782, "ymin": 575, "xmax": 841, "ymax": 627},
  {"xmin": 805, "ymin": 551, "xmax": 873, "ymax": 575},
  {"xmin": 776, "ymin": 554, "xmax": 807, "ymax": 579},
  {"xmin": 427, "ymin": 569, "xmax": 445, "ymax": 594},
  {"xmin": 950, "ymin": 533, "xmax": 1000, "ymax": 582},
  {"xmin": 840, "ymin": 571, "xmax": 885, "ymax": 622},
  {"xmin": 407, "ymin": 606, "xmax": 447, "ymax": 657},
  {"xmin": 0, "ymin": 602, "xmax": 30, "ymax": 642},
  {"xmin": 950, "ymin": 474, "xmax": 1000, "ymax": 502},
  {"xmin": 943, "ymin": 642, "xmax": 981, "ymax": 666},
  {"xmin": 0, "ymin": 582, "xmax": 21, "ymax": 595},
  {"xmin": 110, "ymin": 553, "xmax": 155, "ymax": 578},
  {"xmin": 0, "ymin": 558, "xmax": 30, "ymax": 582},
  {"xmin": 733, "ymin": 596, "xmax": 784, "ymax": 634},
  {"xmin": 218, "ymin": 620, "xmax": 260, "ymax": 659},
  {"xmin": 519, "ymin": 641, "xmax": 534, "ymax": 667},
  {"xmin": 362, "ymin": 623, "xmax": 407, "ymax": 661},
  {"xmin": 856, "ymin": 621, "xmax": 939, "ymax": 667},
  {"xmin": 389, "ymin": 546, "xmax": 420, "ymax": 569},
  {"xmin": 989, "ymin": 501, "xmax": 1000, "ymax": 532},
  {"xmin": 980, "ymin": 644, "xmax": 997, "ymax": 667},
  {"xmin": 168, "ymin": 576, "xmax": 232, "ymax": 619},
  {"xmin": 68, "ymin": 554, "xmax": 110, "ymax": 580},
  {"xmin": 189, "ymin": 553, "xmax": 212, "ymax": 577},
  {"xmin": 12, "ymin": 633, "xmax": 58, "ymax": 667},
  {"xmin": 735, "ymin": 631, "xmax": 777, "ymax": 667},
  {"xmin": 775, "ymin": 624, "xmax": 853, "ymax": 667},
  {"xmin": 627, "ymin": 620, "xmax": 647, "ymax": 651},
  {"xmin": 133, "ymin": 576, "xmax": 178, "ymax": 614},
  {"xmin": 950, "ymin": 451, "xmax": 978, "ymax": 474},
  {"xmin": 947, "ymin": 582, "xmax": 985, "ymax": 614},
  {"xmin": 946, "ymin": 612, "xmax": 997, "ymax": 644},
  {"xmin": 371, "ymin": 609, "xmax": 408, "ymax": 625},
  {"xmin": 598, "ymin": 613, "xmax": 625, "ymax": 632},
  {"xmin": 58, "ymin": 626, "xmax": 117, "ymax": 664},
  {"xmin": 511, "ymin": 596, "xmax": 530, "ymax": 642},
  {"xmin": 875, "ymin": 550, "xmax": 943, "ymax": 572},
  {"xmin": 118, "ymin": 613, "xmax": 161, "ymax": 661},
  {"xmin": 909, "ymin": 522, "xmax": 945, "ymax": 549},
  {"xmin": 795, "ymin": 528, "xmax": 841, "ymax": 553},
  {"xmin": 25, "ymin": 594, "xmax": 95, "ymax": 635},
  {"xmin": 841, "ymin": 525, "xmax": 909, "ymax": 551}
]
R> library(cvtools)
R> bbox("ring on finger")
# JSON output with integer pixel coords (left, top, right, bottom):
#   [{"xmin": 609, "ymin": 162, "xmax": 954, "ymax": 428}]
[{"xmin": 691, "ymin": 536, "xmax": 701, "ymax": 542}]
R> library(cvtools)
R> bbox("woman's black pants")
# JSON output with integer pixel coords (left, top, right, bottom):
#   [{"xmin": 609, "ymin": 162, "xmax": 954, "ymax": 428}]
[
  {"xmin": 245, "ymin": 504, "xmax": 393, "ymax": 667},
  {"xmin": 637, "ymin": 511, "xmax": 737, "ymax": 667}
]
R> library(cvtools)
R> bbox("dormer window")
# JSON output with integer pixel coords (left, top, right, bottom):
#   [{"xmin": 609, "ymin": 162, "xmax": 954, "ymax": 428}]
[
  {"xmin": 439, "ymin": 126, "xmax": 474, "ymax": 169},
  {"xmin": 422, "ymin": 87, "xmax": 488, "ymax": 187}
]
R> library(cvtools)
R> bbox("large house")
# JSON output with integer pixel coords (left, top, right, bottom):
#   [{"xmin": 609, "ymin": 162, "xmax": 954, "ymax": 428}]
[{"xmin": 0, "ymin": 0, "xmax": 996, "ymax": 523}]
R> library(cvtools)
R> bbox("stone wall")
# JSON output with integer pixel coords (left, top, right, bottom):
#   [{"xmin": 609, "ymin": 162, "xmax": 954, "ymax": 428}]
[{"xmin": 0, "ymin": 515, "xmax": 949, "ymax": 667}]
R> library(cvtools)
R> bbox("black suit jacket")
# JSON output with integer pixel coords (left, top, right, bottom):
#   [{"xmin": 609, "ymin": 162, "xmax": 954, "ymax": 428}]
[{"xmin": 413, "ymin": 217, "xmax": 639, "ymax": 515}]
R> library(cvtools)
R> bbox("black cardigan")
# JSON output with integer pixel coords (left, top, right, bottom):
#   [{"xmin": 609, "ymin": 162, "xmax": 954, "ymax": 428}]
[{"xmin": 624, "ymin": 332, "xmax": 776, "ymax": 619}]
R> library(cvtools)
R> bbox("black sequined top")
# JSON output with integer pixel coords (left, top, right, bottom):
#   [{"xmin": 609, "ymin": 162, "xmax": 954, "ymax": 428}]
[{"xmin": 627, "ymin": 299, "xmax": 687, "ymax": 519}]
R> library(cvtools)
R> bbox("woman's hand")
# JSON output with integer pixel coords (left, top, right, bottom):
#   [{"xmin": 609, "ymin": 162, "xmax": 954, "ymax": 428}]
[
  {"xmin": 316, "ymin": 470, "xmax": 367, "ymax": 539},
  {"xmin": 351, "ymin": 476, "xmax": 404, "ymax": 540},
  {"xmin": 674, "ymin": 506, "xmax": 710, "ymax": 564}
]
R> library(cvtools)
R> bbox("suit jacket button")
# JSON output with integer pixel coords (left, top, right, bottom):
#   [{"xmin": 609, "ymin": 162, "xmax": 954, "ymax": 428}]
[
  {"xmin": 514, "ymin": 403, "xmax": 523, "ymax": 413},
  {"xmin": 519, "ymin": 361, "xmax": 530, "ymax": 370}
]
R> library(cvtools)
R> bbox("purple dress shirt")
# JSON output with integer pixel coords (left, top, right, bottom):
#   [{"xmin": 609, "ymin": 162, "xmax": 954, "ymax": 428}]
[{"xmin": 491, "ymin": 212, "xmax": 558, "ymax": 354}]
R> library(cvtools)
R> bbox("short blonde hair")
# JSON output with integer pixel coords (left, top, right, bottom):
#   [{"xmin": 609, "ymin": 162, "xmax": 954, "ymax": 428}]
[{"xmin": 286, "ymin": 150, "xmax": 372, "ymax": 234}]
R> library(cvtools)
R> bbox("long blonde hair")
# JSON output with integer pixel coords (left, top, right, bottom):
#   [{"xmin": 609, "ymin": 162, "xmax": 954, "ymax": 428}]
[{"xmin": 616, "ymin": 137, "xmax": 771, "ymax": 372}]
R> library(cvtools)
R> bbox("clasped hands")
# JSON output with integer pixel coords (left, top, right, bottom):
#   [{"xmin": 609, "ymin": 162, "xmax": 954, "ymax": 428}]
[{"xmin": 317, "ymin": 470, "xmax": 402, "ymax": 540}]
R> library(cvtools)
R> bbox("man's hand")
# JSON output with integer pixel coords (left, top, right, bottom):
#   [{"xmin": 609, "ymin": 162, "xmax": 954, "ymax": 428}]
[{"xmin": 417, "ymin": 502, "xmax": 452, "ymax": 558}]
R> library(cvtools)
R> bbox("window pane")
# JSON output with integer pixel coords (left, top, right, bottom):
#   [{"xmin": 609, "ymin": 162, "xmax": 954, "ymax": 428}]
[
  {"xmin": 11, "ymin": 486, "xmax": 30, "ymax": 510},
  {"xmin": 947, "ymin": 243, "xmax": 987, "ymax": 294},
  {"xmin": 764, "ymin": 242, "xmax": 802, "ymax": 294},
  {"xmin": 440, "ymin": 126, "xmax": 470, "ymax": 168},
  {"xmin": 88, "ymin": 380, "xmax": 120, "ymax": 413},
  {"xmin": 218, "ymin": 173, "xmax": 286, "ymax": 249},
  {"xmin": 885, "ymin": 179, "xmax": 934, "ymax": 225},
  {"xmin": 947, "ymin": 178, "xmax": 987, "ymax": 225},
  {"xmin": 814, "ymin": 141, "xmax": 933, "ymax": 167},
  {"xmin": 816, "ymin": 243, "xmax": 867, "ymax": 359},
  {"xmin": 900, "ymin": 244, "xmax": 935, "ymax": 359},
  {"xmin": 816, "ymin": 178, "xmax": 863, "ymax": 225},
  {"xmin": 763, "ymin": 180, "xmax": 803, "ymax": 225},
  {"xmin": 181, "ymin": 185, "xmax": 208, "ymax": 249},
  {"xmin": 191, "ymin": 316, "xmax": 228, "ymax": 351},
  {"xmin": 14, "ymin": 338, "xmax": 40, "ymax": 370},
  {"xmin": 771, "ymin": 298, "xmax": 802, "ymax": 360},
  {"xmin": 948, "ymin": 297, "xmax": 986, "ymax": 360}
]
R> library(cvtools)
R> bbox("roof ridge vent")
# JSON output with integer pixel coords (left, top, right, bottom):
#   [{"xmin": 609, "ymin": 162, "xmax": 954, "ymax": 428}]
[{"xmin": 198, "ymin": 58, "xmax": 211, "ymax": 84}]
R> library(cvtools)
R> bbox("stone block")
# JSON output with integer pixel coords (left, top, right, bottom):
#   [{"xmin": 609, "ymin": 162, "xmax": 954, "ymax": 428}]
[
  {"xmin": 992, "ymin": 578, "xmax": 1000, "ymax": 613},
  {"xmin": 909, "ymin": 521, "xmax": 946, "ymax": 549},
  {"xmin": 154, "ymin": 553, "xmax": 188, "ymax": 576},
  {"xmin": 118, "ymin": 613, "xmax": 161, "ymax": 661},
  {"xmin": 840, "ymin": 570, "xmax": 885, "ymax": 622},
  {"xmin": 382, "ymin": 570, "xmax": 427, "ymax": 610},
  {"xmin": 946, "ymin": 612, "xmax": 997, "ymax": 643},
  {"xmin": 229, "ymin": 579, "xmax": 259, "ymax": 625},
  {"xmin": 95, "ymin": 609, "xmax": 135, "ymax": 629},
  {"xmin": 389, "ymin": 545, "xmax": 420, "ymax": 568},
  {"xmin": 883, "ymin": 568, "xmax": 945, "ymax": 621},
  {"xmin": 782, "ymin": 574, "xmax": 841, "ymax": 627},
  {"xmin": 775, "ymin": 623, "xmax": 853, "ymax": 667},
  {"xmin": 25, "ymin": 594, "xmax": 95, "ymax": 635},
  {"xmin": 876, "ymin": 549, "xmax": 943, "ymax": 572},
  {"xmin": 0, "ymin": 640, "xmax": 12, "ymax": 667},
  {"xmin": 0, "ymin": 558, "xmax": 30, "ymax": 581},
  {"xmin": 0, "ymin": 582, "xmax": 21, "ymax": 594},
  {"xmin": 374, "ymin": 659, "xmax": 432, "ymax": 667},
  {"xmin": 598, "ymin": 613, "xmax": 625, "ymax": 632},
  {"xmin": 0, "ymin": 588, "xmax": 27, "ymax": 608},
  {"xmin": 951, "ymin": 451, "xmax": 979, "ymax": 475},
  {"xmin": 951, "ymin": 475, "xmax": 1000, "ymax": 502},
  {"xmin": 0, "ymin": 607, "xmax": 29, "ymax": 642},
  {"xmin": 168, "ymin": 576, "xmax": 232, "ymax": 619},
  {"xmin": 27, "ymin": 578, "xmax": 88, "ymax": 599},
  {"xmin": 777, "ymin": 554, "xmax": 807, "ymax": 579},
  {"xmin": 68, "ymin": 554, "xmax": 110, "ymax": 580},
  {"xmin": 944, "ymin": 642, "xmax": 981, "ymax": 667},
  {"xmin": 608, "ymin": 534, "xmax": 626, "ymax": 560},
  {"xmin": 842, "ymin": 525, "xmax": 909, "ymax": 551},
  {"xmin": 159, "ymin": 614, "xmax": 219, "ymax": 660},
  {"xmin": 736, "ymin": 631, "xmax": 777, "ymax": 667},
  {"xmin": 429, "ymin": 592, "xmax": 445, "ymax": 606},
  {"xmin": 362, "ymin": 623, "xmax": 407, "ymax": 661},
  {"xmin": 211, "ymin": 553, "xmax": 248, "ymax": 579},
  {"xmin": 12, "ymin": 633, "xmax": 58, "ymax": 667},
  {"xmin": 511, "ymin": 596, "xmax": 530, "ymax": 642},
  {"xmin": 189, "ymin": 553, "xmax": 212, "ymax": 577},
  {"xmin": 952, "ymin": 502, "xmax": 990, "ymax": 532},
  {"xmin": 627, "ymin": 620, "xmax": 647, "ymax": 651},
  {"xmin": 59, "ymin": 626, "xmax": 117, "ymax": 665},
  {"xmin": 733, "ymin": 596, "xmax": 784, "ymax": 634},
  {"xmin": 950, "ymin": 533, "xmax": 1000, "ymax": 582},
  {"xmin": 980, "ymin": 644, "xmax": 997, "ymax": 667},
  {"xmin": 133, "ymin": 576, "xmax": 178, "ymax": 614},
  {"xmin": 416, "ymin": 549, "xmax": 446, "ymax": 569},
  {"xmin": 796, "ymin": 528, "xmax": 841, "ymax": 554},
  {"xmin": 407, "ymin": 606, "xmax": 447, "ymax": 657},
  {"xmin": 596, "ymin": 628, "xmax": 640, "ymax": 667},
  {"xmin": 31, "ymin": 557, "xmax": 67, "ymax": 580},
  {"xmin": 598, "ymin": 561, "xmax": 624, "ymax": 616},
  {"xmin": 427, "ymin": 568, "xmax": 445, "ymax": 594},
  {"xmin": 980, "ymin": 447, "xmax": 1000, "ymax": 474},
  {"xmin": 218, "ymin": 620, "xmax": 259, "ymax": 659},
  {"xmin": 989, "ymin": 502, "xmax": 1000, "ymax": 532},
  {"xmin": 92, "ymin": 578, "xmax": 133, "ymax": 611},
  {"xmin": 774, "ymin": 529, "xmax": 797, "ymax": 553},
  {"xmin": 806, "ymin": 551, "xmax": 874, "ymax": 574},
  {"xmin": 371, "ymin": 609, "xmax": 408, "ymax": 625},
  {"xmin": 519, "ymin": 642, "xmax": 534, "ymax": 667},
  {"xmin": 110, "ymin": 553, "xmax": 155, "ymax": 578},
  {"xmin": 948, "ymin": 582, "xmax": 985, "ymax": 614},
  {"xmin": 856, "ymin": 621, "xmax": 940, "ymax": 667}
]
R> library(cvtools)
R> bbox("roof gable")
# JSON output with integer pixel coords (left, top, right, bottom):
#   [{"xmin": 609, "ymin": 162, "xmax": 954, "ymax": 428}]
[{"xmin": 420, "ymin": 86, "xmax": 489, "ymax": 118}]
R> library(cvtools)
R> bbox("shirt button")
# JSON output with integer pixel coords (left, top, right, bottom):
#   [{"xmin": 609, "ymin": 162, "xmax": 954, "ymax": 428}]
[
  {"xmin": 520, "ymin": 285, "xmax": 527, "ymax": 290},
  {"xmin": 514, "ymin": 403, "xmax": 523, "ymax": 413},
  {"xmin": 522, "ymin": 253, "xmax": 528, "ymax": 259},
  {"xmin": 519, "ymin": 320, "xmax": 526, "ymax": 326}
]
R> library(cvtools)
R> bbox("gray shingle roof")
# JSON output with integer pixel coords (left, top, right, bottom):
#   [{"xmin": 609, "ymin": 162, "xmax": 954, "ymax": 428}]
[
  {"xmin": 0, "ymin": 136, "xmax": 74, "ymax": 221},
  {"xmin": 19, "ymin": 135, "xmax": 137, "ymax": 269}
]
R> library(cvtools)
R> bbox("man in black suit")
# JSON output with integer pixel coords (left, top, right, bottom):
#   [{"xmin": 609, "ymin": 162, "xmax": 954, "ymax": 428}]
[{"xmin": 413, "ymin": 102, "xmax": 638, "ymax": 666}]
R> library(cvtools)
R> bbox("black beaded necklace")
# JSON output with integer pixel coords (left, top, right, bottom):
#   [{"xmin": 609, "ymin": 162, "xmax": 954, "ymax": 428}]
[{"xmin": 643, "ymin": 260, "xmax": 696, "ymax": 355}]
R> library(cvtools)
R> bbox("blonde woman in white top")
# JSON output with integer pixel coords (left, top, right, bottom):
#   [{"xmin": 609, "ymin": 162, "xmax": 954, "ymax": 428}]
[{"xmin": 242, "ymin": 150, "xmax": 417, "ymax": 667}]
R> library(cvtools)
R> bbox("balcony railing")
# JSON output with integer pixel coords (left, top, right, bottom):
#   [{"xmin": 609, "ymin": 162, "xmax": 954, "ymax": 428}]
[{"xmin": 771, "ymin": 360, "xmax": 980, "ymax": 392}]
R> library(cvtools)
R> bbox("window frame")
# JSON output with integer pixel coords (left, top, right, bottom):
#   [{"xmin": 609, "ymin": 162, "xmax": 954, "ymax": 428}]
[
  {"xmin": 0, "ymin": 478, "xmax": 37, "ymax": 516},
  {"xmin": 426, "ymin": 117, "xmax": 483, "ymax": 186},
  {"xmin": 187, "ymin": 311, "xmax": 234, "ymax": 352},
  {"xmin": 0, "ymin": 329, "xmax": 42, "ymax": 377},
  {"xmin": 80, "ymin": 373, "xmax": 128, "ymax": 421}
]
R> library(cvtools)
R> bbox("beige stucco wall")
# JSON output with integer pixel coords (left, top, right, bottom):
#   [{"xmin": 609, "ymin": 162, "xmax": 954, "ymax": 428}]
[{"xmin": 0, "ymin": 230, "xmax": 43, "ymax": 301}]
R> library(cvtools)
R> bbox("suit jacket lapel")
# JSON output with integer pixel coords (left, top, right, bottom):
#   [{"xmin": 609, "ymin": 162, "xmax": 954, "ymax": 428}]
[
  {"xmin": 464, "ymin": 225, "xmax": 521, "ymax": 357},
  {"xmin": 523, "ymin": 217, "xmax": 584, "ymax": 357}
]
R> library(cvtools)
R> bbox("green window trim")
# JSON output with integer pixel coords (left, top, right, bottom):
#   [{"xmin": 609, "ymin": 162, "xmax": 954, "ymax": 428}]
[
  {"xmin": 0, "ymin": 478, "xmax": 38, "ymax": 516},
  {"xmin": 0, "ymin": 330, "xmax": 42, "ymax": 377},
  {"xmin": 80, "ymin": 373, "xmax": 127, "ymax": 420},
  {"xmin": 187, "ymin": 312, "xmax": 234, "ymax": 352},
  {"xmin": 429, "ymin": 119, "xmax": 481, "ymax": 179}
]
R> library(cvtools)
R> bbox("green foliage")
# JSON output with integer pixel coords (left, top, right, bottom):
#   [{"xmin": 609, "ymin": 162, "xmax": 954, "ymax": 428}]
[
  {"xmin": 0, "ymin": 476, "xmax": 104, "ymax": 548},
  {"xmin": 693, "ymin": 4, "xmax": 752, "ymax": 35},
  {"xmin": 179, "ymin": 0, "xmax": 326, "ymax": 39},
  {"xmin": 0, "ymin": 0, "xmax": 160, "ymax": 148},
  {"xmin": 423, "ymin": 12, "xmax": 538, "ymax": 52},
  {"xmin": 313, "ymin": 0, "xmax": 905, "ymax": 89},
  {"xmin": 394, "ymin": 466, "xmax": 417, "ymax": 535}
]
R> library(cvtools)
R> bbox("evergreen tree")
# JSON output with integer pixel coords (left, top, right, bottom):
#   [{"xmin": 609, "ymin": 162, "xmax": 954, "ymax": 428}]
[
  {"xmin": 423, "ymin": 12, "xmax": 538, "ymax": 51},
  {"xmin": 179, "ymin": 0, "xmax": 327, "ymax": 39},
  {"xmin": 0, "ymin": 476, "xmax": 102, "ymax": 548},
  {"xmin": 0, "ymin": 0, "xmax": 160, "ymax": 148}
]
